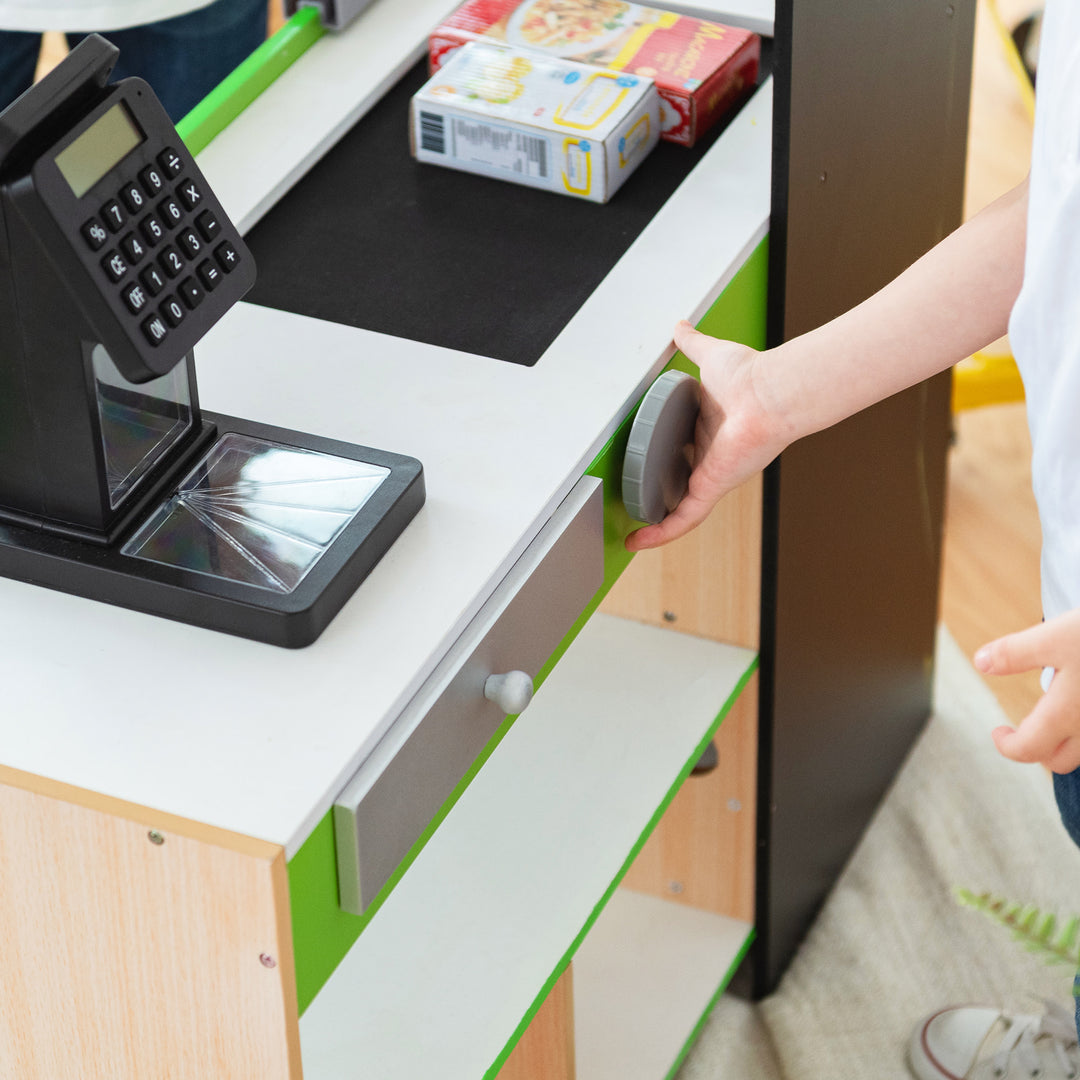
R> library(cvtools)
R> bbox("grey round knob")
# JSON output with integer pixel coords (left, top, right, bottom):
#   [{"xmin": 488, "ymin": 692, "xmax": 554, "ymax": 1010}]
[
  {"xmin": 484, "ymin": 670, "xmax": 535, "ymax": 714},
  {"xmin": 622, "ymin": 370, "xmax": 701, "ymax": 524}
]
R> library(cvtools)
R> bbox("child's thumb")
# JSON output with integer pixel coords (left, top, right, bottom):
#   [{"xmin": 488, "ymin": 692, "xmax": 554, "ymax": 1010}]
[{"xmin": 672, "ymin": 319, "xmax": 703, "ymax": 355}]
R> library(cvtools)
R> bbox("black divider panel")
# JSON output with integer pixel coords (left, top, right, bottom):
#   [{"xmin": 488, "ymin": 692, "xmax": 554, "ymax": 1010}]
[{"xmin": 243, "ymin": 50, "xmax": 770, "ymax": 367}]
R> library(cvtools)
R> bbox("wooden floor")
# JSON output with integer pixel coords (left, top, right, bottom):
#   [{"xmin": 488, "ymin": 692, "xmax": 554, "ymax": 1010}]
[{"xmin": 942, "ymin": 0, "xmax": 1043, "ymax": 725}]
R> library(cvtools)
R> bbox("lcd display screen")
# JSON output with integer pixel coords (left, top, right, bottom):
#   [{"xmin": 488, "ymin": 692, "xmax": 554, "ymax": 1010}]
[{"xmin": 55, "ymin": 103, "xmax": 142, "ymax": 198}]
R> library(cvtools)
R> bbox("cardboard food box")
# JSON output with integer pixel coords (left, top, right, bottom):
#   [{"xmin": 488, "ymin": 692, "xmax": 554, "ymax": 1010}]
[
  {"xmin": 429, "ymin": 0, "xmax": 760, "ymax": 147},
  {"xmin": 411, "ymin": 41, "xmax": 661, "ymax": 203}
]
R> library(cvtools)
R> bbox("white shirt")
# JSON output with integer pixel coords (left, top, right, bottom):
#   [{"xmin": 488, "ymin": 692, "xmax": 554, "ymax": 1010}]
[
  {"xmin": 1008, "ymin": 0, "xmax": 1080, "ymax": 622},
  {"xmin": 0, "ymin": 0, "xmax": 214, "ymax": 31}
]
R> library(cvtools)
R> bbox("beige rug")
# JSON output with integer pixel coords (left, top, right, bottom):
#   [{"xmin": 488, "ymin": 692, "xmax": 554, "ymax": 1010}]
[{"xmin": 678, "ymin": 629, "xmax": 1080, "ymax": 1079}]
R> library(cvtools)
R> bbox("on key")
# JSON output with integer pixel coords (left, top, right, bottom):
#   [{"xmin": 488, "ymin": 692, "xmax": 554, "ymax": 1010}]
[{"xmin": 141, "ymin": 313, "xmax": 168, "ymax": 346}]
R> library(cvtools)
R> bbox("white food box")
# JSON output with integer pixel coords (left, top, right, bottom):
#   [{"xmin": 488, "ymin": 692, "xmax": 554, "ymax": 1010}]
[{"xmin": 410, "ymin": 41, "xmax": 661, "ymax": 203}]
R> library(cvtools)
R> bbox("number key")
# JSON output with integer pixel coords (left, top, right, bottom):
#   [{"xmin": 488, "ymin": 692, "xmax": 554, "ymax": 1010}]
[
  {"xmin": 120, "ymin": 182, "xmax": 146, "ymax": 214},
  {"xmin": 101, "ymin": 199, "xmax": 126, "ymax": 232},
  {"xmin": 159, "ymin": 246, "xmax": 184, "ymax": 279},
  {"xmin": 140, "ymin": 214, "xmax": 165, "ymax": 247},
  {"xmin": 102, "ymin": 250, "xmax": 128, "ymax": 283},
  {"xmin": 81, "ymin": 217, "xmax": 109, "ymax": 251},
  {"xmin": 158, "ymin": 196, "xmax": 183, "ymax": 229},
  {"xmin": 176, "ymin": 227, "xmax": 203, "ymax": 260},
  {"xmin": 139, "ymin": 164, "xmax": 165, "ymax": 197},
  {"xmin": 120, "ymin": 232, "xmax": 147, "ymax": 265},
  {"xmin": 140, "ymin": 264, "xmax": 166, "ymax": 297},
  {"xmin": 157, "ymin": 147, "xmax": 184, "ymax": 180},
  {"xmin": 160, "ymin": 295, "xmax": 186, "ymax": 328}
]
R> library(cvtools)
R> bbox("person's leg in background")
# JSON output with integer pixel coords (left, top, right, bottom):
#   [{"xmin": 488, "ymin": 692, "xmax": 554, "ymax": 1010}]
[
  {"xmin": 1052, "ymin": 767, "xmax": 1080, "ymax": 1043},
  {"xmin": 68, "ymin": 0, "xmax": 269, "ymax": 122},
  {"xmin": 0, "ymin": 30, "xmax": 44, "ymax": 113}
]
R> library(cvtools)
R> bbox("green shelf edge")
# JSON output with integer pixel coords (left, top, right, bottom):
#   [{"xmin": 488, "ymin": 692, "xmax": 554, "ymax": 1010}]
[
  {"xmin": 287, "ymin": 234, "xmax": 770, "ymax": 1016},
  {"xmin": 482, "ymin": 654, "xmax": 759, "ymax": 1080},
  {"xmin": 176, "ymin": 7, "xmax": 325, "ymax": 157}
]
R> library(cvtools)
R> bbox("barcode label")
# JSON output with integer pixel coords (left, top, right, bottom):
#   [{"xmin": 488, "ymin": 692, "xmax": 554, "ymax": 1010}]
[
  {"xmin": 522, "ymin": 135, "xmax": 548, "ymax": 179},
  {"xmin": 449, "ymin": 118, "xmax": 551, "ymax": 181},
  {"xmin": 419, "ymin": 111, "xmax": 446, "ymax": 155}
]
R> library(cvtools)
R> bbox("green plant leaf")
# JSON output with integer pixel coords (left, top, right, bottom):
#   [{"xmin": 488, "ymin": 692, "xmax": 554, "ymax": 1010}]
[{"xmin": 954, "ymin": 888, "xmax": 1080, "ymax": 975}]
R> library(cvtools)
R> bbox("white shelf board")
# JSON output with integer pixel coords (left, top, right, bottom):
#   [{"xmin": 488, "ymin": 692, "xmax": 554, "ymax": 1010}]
[
  {"xmin": 574, "ymin": 888, "xmax": 752, "ymax": 1080},
  {"xmin": 298, "ymin": 614, "xmax": 755, "ymax": 1079}
]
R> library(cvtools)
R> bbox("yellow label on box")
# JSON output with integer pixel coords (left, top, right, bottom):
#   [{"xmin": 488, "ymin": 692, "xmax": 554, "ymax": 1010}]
[{"xmin": 553, "ymin": 72, "xmax": 628, "ymax": 131}]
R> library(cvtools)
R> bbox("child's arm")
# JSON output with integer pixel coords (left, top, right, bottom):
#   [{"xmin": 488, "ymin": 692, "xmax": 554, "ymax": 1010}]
[
  {"xmin": 626, "ymin": 177, "xmax": 1030, "ymax": 552},
  {"xmin": 977, "ymin": 613, "xmax": 1080, "ymax": 773}
]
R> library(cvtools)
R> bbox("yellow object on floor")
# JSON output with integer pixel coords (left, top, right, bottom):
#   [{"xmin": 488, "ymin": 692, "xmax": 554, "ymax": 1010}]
[
  {"xmin": 951, "ymin": 0, "xmax": 1036, "ymax": 411},
  {"xmin": 952, "ymin": 351, "xmax": 1027, "ymax": 411}
]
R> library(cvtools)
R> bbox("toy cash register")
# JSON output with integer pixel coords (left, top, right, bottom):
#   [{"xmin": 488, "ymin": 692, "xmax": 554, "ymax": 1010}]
[{"xmin": 0, "ymin": 35, "xmax": 424, "ymax": 647}]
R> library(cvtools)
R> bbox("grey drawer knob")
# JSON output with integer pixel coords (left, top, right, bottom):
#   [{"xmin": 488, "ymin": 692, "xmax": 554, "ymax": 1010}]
[{"xmin": 484, "ymin": 670, "xmax": 535, "ymax": 714}]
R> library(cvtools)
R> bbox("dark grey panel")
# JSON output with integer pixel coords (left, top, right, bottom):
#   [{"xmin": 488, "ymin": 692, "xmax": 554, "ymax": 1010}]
[{"xmin": 755, "ymin": 0, "xmax": 975, "ymax": 993}]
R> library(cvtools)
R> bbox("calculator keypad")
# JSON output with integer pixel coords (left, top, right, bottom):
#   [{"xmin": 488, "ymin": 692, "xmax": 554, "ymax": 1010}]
[{"xmin": 77, "ymin": 140, "xmax": 248, "ymax": 350}]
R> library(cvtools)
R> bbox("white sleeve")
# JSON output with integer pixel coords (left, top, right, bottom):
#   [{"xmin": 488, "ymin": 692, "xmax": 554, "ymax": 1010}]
[{"xmin": 0, "ymin": 0, "xmax": 216, "ymax": 32}]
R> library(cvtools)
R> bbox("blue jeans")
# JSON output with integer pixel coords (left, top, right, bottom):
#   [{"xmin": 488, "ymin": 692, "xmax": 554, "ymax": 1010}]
[
  {"xmin": 1054, "ymin": 768, "xmax": 1080, "ymax": 1040},
  {"xmin": 0, "ymin": 0, "xmax": 267, "ymax": 122}
]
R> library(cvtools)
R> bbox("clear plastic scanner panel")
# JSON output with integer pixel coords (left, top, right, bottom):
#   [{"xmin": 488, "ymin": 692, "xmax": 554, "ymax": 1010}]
[
  {"xmin": 92, "ymin": 344, "xmax": 194, "ymax": 509},
  {"xmin": 123, "ymin": 433, "xmax": 390, "ymax": 593}
]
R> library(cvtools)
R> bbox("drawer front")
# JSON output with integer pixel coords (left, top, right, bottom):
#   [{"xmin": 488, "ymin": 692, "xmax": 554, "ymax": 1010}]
[{"xmin": 334, "ymin": 476, "xmax": 604, "ymax": 914}]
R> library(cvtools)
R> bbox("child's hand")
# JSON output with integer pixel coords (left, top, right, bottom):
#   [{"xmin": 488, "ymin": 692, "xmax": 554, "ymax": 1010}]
[
  {"xmin": 625, "ymin": 322, "xmax": 792, "ymax": 551},
  {"xmin": 976, "ymin": 610, "xmax": 1080, "ymax": 773}
]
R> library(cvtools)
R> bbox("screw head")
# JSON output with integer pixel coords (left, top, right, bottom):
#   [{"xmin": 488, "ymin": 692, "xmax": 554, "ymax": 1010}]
[
  {"xmin": 147, "ymin": 830, "xmax": 165, "ymax": 846},
  {"xmin": 259, "ymin": 953, "xmax": 277, "ymax": 969},
  {"xmin": 668, "ymin": 880, "xmax": 684, "ymax": 895},
  {"xmin": 662, "ymin": 611, "xmax": 677, "ymax": 623}
]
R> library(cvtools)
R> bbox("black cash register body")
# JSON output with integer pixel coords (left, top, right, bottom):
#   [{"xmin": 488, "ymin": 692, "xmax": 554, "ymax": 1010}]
[{"xmin": 0, "ymin": 35, "xmax": 424, "ymax": 647}]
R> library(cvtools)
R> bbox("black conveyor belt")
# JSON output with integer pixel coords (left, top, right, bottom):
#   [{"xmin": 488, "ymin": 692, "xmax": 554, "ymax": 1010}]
[{"xmin": 244, "ymin": 48, "xmax": 771, "ymax": 367}]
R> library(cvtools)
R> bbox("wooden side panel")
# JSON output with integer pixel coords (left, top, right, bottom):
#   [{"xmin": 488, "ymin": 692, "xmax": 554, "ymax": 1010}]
[
  {"xmin": 0, "ymin": 765, "xmax": 301, "ymax": 1080},
  {"xmin": 600, "ymin": 474, "xmax": 760, "ymax": 921},
  {"xmin": 599, "ymin": 476, "xmax": 762, "ymax": 649},
  {"xmin": 497, "ymin": 967, "xmax": 575, "ymax": 1080},
  {"xmin": 621, "ymin": 675, "xmax": 758, "ymax": 923}
]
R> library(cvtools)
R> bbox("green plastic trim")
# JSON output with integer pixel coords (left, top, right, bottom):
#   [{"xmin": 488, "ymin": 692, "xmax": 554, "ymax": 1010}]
[
  {"xmin": 176, "ymin": 8, "xmax": 326, "ymax": 156},
  {"xmin": 286, "ymin": 234, "xmax": 770, "ymax": 1016},
  {"xmin": 483, "ymin": 656, "xmax": 759, "ymax": 1079}
]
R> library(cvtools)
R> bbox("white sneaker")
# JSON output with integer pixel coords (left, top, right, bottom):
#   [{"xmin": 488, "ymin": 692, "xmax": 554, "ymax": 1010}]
[{"xmin": 909, "ymin": 1002, "xmax": 1080, "ymax": 1080}]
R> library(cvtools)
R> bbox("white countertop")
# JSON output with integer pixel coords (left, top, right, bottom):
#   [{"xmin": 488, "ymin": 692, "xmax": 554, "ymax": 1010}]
[{"xmin": 0, "ymin": 3, "xmax": 771, "ymax": 857}]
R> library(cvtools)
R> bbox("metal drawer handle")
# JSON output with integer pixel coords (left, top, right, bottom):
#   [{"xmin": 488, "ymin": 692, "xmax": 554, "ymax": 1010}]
[{"xmin": 484, "ymin": 670, "xmax": 535, "ymax": 714}]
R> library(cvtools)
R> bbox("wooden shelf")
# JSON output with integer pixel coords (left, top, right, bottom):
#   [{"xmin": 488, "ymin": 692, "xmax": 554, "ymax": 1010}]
[{"xmin": 297, "ymin": 614, "xmax": 755, "ymax": 1079}]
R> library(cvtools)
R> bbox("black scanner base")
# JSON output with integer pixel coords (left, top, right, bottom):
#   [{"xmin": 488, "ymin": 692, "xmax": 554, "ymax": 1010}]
[{"xmin": 0, "ymin": 413, "xmax": 425, "ymax": 648}]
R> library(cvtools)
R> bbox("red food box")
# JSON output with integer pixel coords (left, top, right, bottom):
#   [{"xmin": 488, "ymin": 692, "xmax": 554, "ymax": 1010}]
[{"xmin": 429, "ymin": 0, "xmax": 760, "ymax": 147}]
